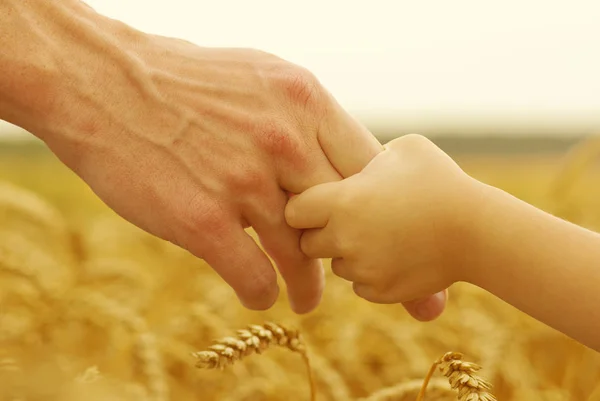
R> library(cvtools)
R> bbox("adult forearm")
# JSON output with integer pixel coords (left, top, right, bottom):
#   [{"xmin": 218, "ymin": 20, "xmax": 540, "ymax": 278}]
[
  {"xmin": 0, "ymin": 0, "xmax": 57, "ymax": 131},
  {"xmin": 468, "ymin": 183, "xmax": 600, "ymax": 352},
  {"xmin": 0, "ymin": 0, "xmax": 162, "ymax": 151},
  {"xmin": 0, "ymin": 0, "xmax": 387, "ymax": 315}
]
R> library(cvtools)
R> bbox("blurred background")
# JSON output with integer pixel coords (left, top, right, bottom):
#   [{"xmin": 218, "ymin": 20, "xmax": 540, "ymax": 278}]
[
  {"xmin": 3, "ymin": 0, "xmax": 600, "ymax": 149},
  {"xmin": 2, "ymin": 1, "xmax": 600, "ymax": 401}
]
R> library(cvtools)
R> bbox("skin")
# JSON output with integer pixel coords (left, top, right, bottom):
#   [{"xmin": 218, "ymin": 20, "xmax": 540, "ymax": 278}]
[
  {"xmin": 286, "ymin": 134, "xmax": 600, "ymax": 353},
  {"xmin": 0, "ymin": 0, "xmax": 447, "ymax": 317}
]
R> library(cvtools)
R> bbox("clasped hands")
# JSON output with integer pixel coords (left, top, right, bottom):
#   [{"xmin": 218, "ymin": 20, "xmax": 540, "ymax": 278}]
[{"xmin": 34, "ymin": 13, "xmax": 449, "ymax": 320}]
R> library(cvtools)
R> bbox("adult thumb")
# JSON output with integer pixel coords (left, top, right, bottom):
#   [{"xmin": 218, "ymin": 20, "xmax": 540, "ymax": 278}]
[{"xmin": 317, "ymin": 97, "xmax": 384, "ymax": 178}]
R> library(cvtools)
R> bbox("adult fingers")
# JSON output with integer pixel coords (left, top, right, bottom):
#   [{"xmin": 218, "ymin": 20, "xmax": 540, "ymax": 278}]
[
  {"xmin": 275, "ymin": 128, "xmax": 343, "ymax": 195},
  {"xmin": 285, "ymin": 181, "xmax": 343, "ymax": 229},
  {"xmin": 318, "ymin": 97, "xmax": 384, "ymax": 178},
  {"xmin": 278, "ymin": 94, "xmax": 380, "ymax": 195},
  {"xmin": 187, "ymin": 220, "xmax": 280, "ymax": 310},
  {"xmin": 247, "ymin": 193, "xmax": 325, "ymax": 314},
  {"xmin": 401, "ymin": 290, "xmax": 449, "ymax": 322},
  {"xmin": 280, "ymin": 152, "xmax": 343, "ymax": 195}
]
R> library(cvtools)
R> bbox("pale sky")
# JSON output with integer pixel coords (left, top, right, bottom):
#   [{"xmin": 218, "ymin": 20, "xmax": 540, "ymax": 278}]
[{"xmin": 2, "ymin": 0, "xmax": 600, "ymax": 137}]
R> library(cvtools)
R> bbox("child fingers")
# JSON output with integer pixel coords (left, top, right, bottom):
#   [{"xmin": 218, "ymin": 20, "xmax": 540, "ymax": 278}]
[
  {"xmin": 285, "ymin": 181, "xmax": 342, "ymax": 229},
  {"xmin": 299, "ymin": 226, "xmax": 342, "ymax": 259},
  {"xmin": 401, "ymin": 290, "xmax": 448, "ymax": 322},
  {"xmin": 331, "ymin": 257, "xmax": 368, "ymax": 283},
  {"xmin": 352, "ymin": 283, "xmax": 378, "ymax": 302},
  {"xmin": 352, "ymin": 283, "xmax": 398, "ymax": 304}
]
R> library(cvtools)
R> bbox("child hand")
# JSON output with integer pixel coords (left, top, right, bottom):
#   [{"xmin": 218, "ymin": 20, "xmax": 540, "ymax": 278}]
[{"xmin": 285, "ymin": 134, "xmax": 482, "ymax": 305}]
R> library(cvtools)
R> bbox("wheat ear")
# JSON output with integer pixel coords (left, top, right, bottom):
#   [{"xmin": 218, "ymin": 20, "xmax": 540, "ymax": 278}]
[
  {"xmin": 192, "ymin": 322, "xmax": 316, "ymax": 401},
  {"xmin": 416, "ymin": 352, "xmax": 496, "ymax": 401}
]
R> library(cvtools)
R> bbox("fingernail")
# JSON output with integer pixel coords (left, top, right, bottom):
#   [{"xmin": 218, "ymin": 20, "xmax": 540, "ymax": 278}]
[{"xmin": 284, "ymin": 204, "xmax": 295, "ymax": 225}]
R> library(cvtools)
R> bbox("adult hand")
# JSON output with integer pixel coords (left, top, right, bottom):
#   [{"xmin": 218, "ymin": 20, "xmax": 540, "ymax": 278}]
[{"xmin": 1, "ymin": 0, "xmax": 447, "ymax": 318}]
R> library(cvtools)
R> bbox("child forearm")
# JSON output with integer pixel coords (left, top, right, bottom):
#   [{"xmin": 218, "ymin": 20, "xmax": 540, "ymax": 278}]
[
  {"xmin": 285, "ymin": 134, "xmax": 600, "ymax": 347},
  {"xmin": 467, "ymin": 183, "xmax": 600, "ymax": 352}
]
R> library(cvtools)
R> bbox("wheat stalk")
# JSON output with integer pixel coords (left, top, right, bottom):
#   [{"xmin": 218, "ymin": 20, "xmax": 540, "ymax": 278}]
[
  {"xmin": 416, "ymin": 352, "xmax": 496, "ymax": 401},
  {"xmin": 359, "ymin": 378, "xmax": 451, "ymax": 401},
  {"xmin": 309, "ymin": 351, "xmax": 351, "ymax": 401},
  {"xmin": 192, "ymin": 322, "xmax": 316, "ymax": 401}
]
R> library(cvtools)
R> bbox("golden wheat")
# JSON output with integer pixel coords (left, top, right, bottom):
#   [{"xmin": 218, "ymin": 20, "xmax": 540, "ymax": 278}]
[
  {"xmin": 193, "ymin": 322, "xmax": 317, "ymax": 401},
  {"xmin": 358, "ymin": 378, "xmax": 452, "ymax": 401},
  {"xmin": 193, "ymin": 322, "xmax": 304, "ymax": 368},
  {"xmin": 416, "ymin": 352, "xmax": 496, "ymax": 401},
  {"xmin": 1, "ymin": 142, "xmax": 600, "ymax": 401}
]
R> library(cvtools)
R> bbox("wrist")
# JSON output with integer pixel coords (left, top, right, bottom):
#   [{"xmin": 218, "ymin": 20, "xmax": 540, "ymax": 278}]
[
  {"xmin": 442, "ymin": 176, "xmax": 497, "ymax": 285},
  {"xmin": 457, "ymin": 179, "xmax": 514, "ymax": 288}
]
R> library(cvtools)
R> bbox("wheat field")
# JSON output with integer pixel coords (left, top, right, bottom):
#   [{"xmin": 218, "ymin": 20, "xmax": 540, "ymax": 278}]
[{"xmin": 1, "ymin": 138, "xmax": 600, "ymax": 401}]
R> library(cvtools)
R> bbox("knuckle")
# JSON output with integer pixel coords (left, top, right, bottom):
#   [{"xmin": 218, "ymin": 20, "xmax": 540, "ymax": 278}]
[
  {"xmin": 255, "ymin": 119, "xmax": 304, "ymax": 162},
  {"xmin": 395, "ymin": 133, "xmax": 431, "ymax": 150},
  {"xmin": 227, "ymin": 166, "xmax": 268, "ymax": 197},
  {"xmin": 179, "ymin": 196, "xmax": 226, "ymax": 243},
  {"xmin": 273, "ymin": 65, "xmax": 323, "ymax": 110}
]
